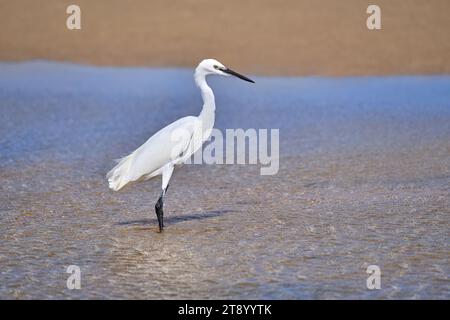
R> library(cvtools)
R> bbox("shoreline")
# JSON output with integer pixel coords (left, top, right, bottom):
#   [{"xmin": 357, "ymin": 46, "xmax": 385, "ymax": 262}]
[{"xmin": 2, "ymin": 60, "xmax": 450, "ymax": 78}]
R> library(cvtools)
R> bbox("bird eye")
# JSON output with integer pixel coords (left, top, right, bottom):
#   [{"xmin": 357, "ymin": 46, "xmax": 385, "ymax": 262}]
[{"xmin": 213, "ymin": 65, "xmax": 219, "ymax": 69}]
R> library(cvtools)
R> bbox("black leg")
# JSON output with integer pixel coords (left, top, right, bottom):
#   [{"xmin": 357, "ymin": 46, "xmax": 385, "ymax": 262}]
[
  {"xmin": 154, "ymin": 185, "xmax": 169, "ymax": 232},
  {"xmin": 155, "ymin": 194, "xmax": 164, "ymax": 232}
]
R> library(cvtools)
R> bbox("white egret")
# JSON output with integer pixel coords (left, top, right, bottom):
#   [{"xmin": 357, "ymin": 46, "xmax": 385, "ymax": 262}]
[{"xmin": 107, "ymin": 59, "xmax": 254, "ymax": 231}]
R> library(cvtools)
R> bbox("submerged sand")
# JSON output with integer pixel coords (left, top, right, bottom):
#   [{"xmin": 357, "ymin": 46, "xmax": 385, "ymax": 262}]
[{"xmin": 0, "ymin": 62, "xmax": 449, "ymax": 298}]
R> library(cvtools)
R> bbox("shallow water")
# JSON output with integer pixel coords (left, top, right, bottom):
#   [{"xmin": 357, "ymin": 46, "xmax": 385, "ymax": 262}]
[{"xmin": 0, "ymin": 61, "xmax": 449, "ymax": 299}]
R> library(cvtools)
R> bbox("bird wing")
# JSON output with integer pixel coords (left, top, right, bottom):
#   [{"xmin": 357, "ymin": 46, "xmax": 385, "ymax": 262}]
[{"xmin": 107, "ymin": 116, "xmax": 201, "ymax": 190}]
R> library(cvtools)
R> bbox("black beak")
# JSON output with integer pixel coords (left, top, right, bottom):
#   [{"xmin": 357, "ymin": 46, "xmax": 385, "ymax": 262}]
[{"xmin": 222, "ymin": 67, "xmax": 255, "ymax": 83}]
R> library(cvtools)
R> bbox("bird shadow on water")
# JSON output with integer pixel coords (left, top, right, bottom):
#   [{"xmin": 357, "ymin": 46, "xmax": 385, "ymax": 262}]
[{"xmin": 115, "ymin": 209, "xmax": 234, "ymax": 230}]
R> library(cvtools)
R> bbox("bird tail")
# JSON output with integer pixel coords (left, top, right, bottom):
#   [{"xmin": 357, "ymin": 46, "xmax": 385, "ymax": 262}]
[{"xmin": 106, "ymin": 154, "xmax": 134, "ymax": 191}]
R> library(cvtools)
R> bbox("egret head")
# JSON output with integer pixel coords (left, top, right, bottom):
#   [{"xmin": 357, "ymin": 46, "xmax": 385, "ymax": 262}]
[{"xmin": 196, "ymin": 59, "xmax": 255, "ymax": 83}]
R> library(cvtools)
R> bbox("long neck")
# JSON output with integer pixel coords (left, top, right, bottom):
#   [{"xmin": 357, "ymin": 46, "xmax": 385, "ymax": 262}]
[{"xmin": 195, "ymin": 70, "xmax": 215, "ymax": 131}]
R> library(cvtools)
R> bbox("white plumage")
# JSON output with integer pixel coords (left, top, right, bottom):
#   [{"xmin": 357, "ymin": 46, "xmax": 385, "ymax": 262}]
[
  {"xmin": 107, "ymin": 116, "xmax": 201, "ymax": 191},
  {"xmin": 106, "ymin": 58, "xmax": 254, "ymax": 231}
]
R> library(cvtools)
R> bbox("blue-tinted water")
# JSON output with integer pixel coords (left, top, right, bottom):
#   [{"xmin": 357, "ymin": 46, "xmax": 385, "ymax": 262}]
[{"xmin": 0, "ymin": 61, "xmax": 449, "ymax": 299}]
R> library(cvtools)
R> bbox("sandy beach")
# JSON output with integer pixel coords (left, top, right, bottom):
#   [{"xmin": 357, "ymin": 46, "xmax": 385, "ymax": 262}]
[{"xmin": 1, "ymin": 0, "xmax": 450, "ymax": 76}]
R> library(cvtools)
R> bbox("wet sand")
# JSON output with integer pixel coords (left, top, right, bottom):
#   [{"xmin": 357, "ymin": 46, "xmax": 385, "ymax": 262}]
[
  {"xmin": 1, "ymin": 0, "xmax": 450, "ymax": 76},
  {"xmin": 0, "ymin": 62, "xmax": 449, "ymax": 299}
]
